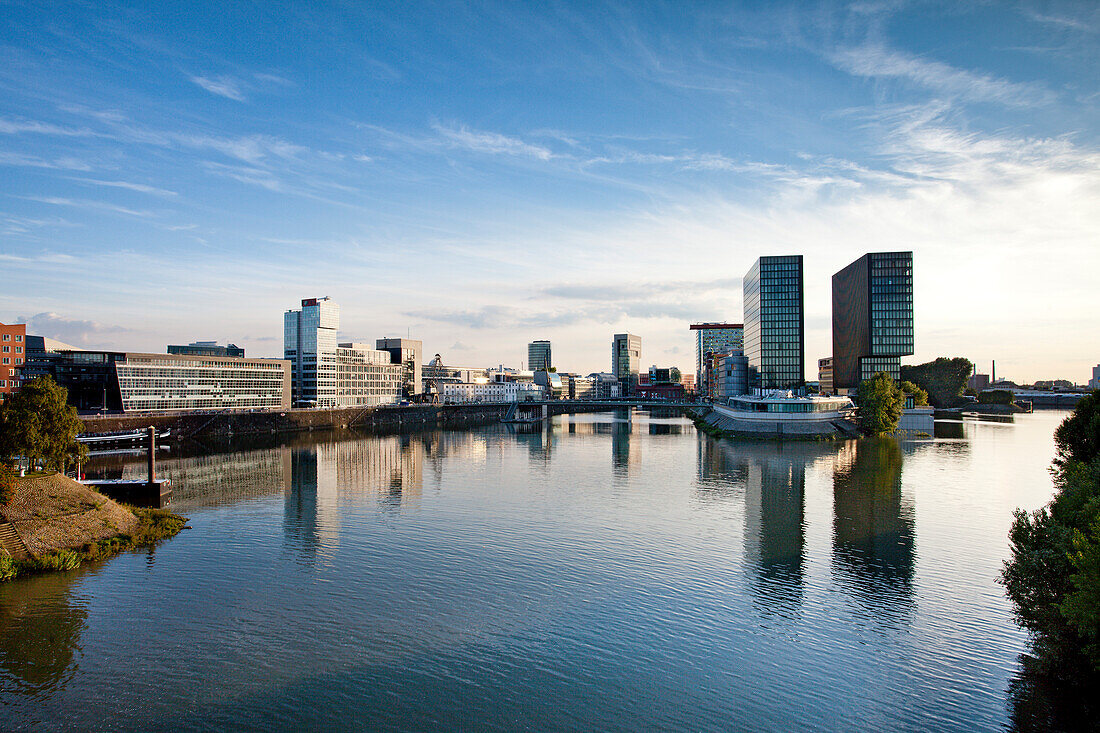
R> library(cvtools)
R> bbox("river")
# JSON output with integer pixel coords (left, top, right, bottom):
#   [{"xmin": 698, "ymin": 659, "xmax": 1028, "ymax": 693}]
[{"xmin": 0, "ymin": 410, "xmax": 1070, "ymax": 731}]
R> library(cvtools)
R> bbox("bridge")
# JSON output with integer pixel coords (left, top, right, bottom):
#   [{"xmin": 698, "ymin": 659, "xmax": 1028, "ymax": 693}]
[{"xmin": 503, "ymin": 399, "xmax": 701, "ymax": 422}]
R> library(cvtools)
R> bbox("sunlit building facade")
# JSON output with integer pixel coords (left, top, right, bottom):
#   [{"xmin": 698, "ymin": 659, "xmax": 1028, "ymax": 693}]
[
  {"xmin": 285, "ymin": 297, "xmax": 340, "ymax": 407},
  {"xmin": 691, "ymin": 323, "xmax": 743, "ymax": 396},
  {"xmin": 832, "ymin": 252, "xmax": 914, "ymax": 392},
  {"xmin": 528, "ymin": 340, "xmax": 552, "ymax": 372},
  {"xmin": 744, "ymin": 255, "xmax": 805, "ymax": 390},
  {"xmin": 335, "ymin": 343, "xmax": 405, "ymax": 407},
  {"xmin": 612, "ymin": 333, "xmax": 641, "ymax": 395}
]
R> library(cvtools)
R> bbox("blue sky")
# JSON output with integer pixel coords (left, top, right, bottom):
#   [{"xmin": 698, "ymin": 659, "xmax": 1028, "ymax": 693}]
[{"xmin": 1, "ymin": 1, "xmax": 1097, "ymax": 381}]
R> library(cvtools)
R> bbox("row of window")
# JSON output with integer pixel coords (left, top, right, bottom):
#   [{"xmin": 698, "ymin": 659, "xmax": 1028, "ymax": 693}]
[
  {"xmin": 1, "ymin": 345, "xmax": 23, "ymax": 353},
  {"xmin": 1, "ymin": 334, "xmax": 23, "ymax": 342}
]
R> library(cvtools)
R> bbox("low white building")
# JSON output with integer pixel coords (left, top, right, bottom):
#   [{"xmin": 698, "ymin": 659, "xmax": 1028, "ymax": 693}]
[
  {"xmin": 335, "ymin": 342, "xmax": 405, "ymax": 407},
  {"xmin": 441, "ymin": 382, "xmax": 545, "ymax": 404}
]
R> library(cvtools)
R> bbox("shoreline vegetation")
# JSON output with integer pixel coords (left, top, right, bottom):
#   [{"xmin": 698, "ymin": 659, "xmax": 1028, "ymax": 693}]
[{"xmin": 0, "ymin": 473, "xmax": 187, "ymax": 582}]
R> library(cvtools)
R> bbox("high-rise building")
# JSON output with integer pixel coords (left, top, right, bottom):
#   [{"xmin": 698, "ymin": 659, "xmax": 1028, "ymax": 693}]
[
  {"xmin": 690, "ymin": 323, "xmax": 744, "ymax": 396},
  {"xmin": 0, "ymin": 322, "xmax": 26, "ymax": 402},
  {"xmin": 818, "ymin": 357, "xmax": 834, "ymax": 395},
  {"xmin": 832, "ymin": 252, "xmax": 914, "ymax": 392},
  {"xmin": 376, "ymin": 338, "xmax": 422, "ymax": 397},
  {"xmin": 1089, "ymin": 365, "xmax": 1099, "ymax": 390},
  {"xmin": 285, "ymin": 297, "xmax": 340, "ymax": 407},
  {"xmin": 528, "ymin": 340, "xmax": 552, "ymax": 371},
  {"xmin": 744, "ymin": 255, "xmax": 804, "ymax": 391},
  {"xmin": 612, "ymin": 333, "xmax": 641, "ymax": 395},
  {"xmin": 168, "ymin": 341, "xmax": 245, "ymax": 358}
]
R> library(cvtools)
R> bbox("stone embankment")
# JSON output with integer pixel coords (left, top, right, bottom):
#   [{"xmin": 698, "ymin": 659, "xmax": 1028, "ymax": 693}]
[
  {"xmin": 81, "ymin": 403, "xmax": 509, "ymax": 438},
  {"xmin": 687, "ymin": 407, "xmax": 858, "ymax": 440}
]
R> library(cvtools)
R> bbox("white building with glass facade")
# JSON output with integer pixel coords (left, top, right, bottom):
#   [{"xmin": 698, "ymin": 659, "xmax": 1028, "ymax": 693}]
[
  {"xmin": 113, "ymin": 353, "xmax": 291, "ymax": 412},
  {"xmin": 335, "ymin": 343, "xmax": 405, "ymax": 407},
  {"xmin": 285, "ymin": 297, "xmax": 340, "ymax": 408},
  {"xmin": 441, "ymin": 382, "xmax": 544, "ymax": 404}
]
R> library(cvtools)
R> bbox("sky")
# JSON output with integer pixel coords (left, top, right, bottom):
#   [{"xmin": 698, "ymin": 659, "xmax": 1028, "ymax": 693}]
[{"xmin": 1, "ymin": 1, "xmax": 1097, "ymax": 383}]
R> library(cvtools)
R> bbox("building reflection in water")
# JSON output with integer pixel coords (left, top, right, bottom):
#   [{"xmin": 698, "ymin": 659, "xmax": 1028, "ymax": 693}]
[
  {"xmin": 697, "ymin": 438, "xmax": 841, "ymax": 617},
  {"xmin": 831, "ymin": 437, "xmax": 916, "ymax": 619},
  {"xmin": 0, "ymin": 571, "xmax": 88, "ymax": 697}
]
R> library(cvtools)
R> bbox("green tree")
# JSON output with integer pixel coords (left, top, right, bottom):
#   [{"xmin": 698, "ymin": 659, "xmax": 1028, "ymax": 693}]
[
  {"xmin": 899, "ymin": 380, "xmax": 929, "ymax": 406},
  {"xmin": 900, "ymin": 357, "xmax": 974, "ymax": 407},
  {"xmin": 1003, "ymin": 391, "xmax": 1100, "ymax": 676},
  {"xmin": 0, "ymin": 377, "xmax": 87, "ymax": 473},
  {"xmin": 855, "ymin": 372, "xmax": 904, "ymax": 437},
  {"xmin": 978, "ymin": 389, "xmax": 1015, "ymax": 405}
]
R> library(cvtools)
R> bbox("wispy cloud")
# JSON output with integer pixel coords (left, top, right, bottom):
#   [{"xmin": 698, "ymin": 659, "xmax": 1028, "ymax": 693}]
[
  {"xmin": 190, "ymin": 75, "xmax": 247, "ymax": 101},
  {"xmin": 0, "ymin": 117, "xmax": 96, "ymax": 136},
  {"xmin": 17, "ymin": 312, "xmax": 131, "ymax": 346},
  {"xmin": 72, "ymin": 178, "xmax": 178, "ymax": 197},
  {"xmin": 20, "ymin": 196, "xmax": 158, "ymax": 218},
  {"xmin": 432, "ymin": 123, "xmax": 554, "ymax": 160},
  {"xmin": 829, "ymin": 46, "xmax": 1055, "ymax": 107},
  {"xmin": 0, "ymin": 152, "xmax": 93, "ymax": 171}
]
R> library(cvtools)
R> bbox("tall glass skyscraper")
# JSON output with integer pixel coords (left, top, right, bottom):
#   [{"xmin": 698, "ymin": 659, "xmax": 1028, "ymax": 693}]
[
  {"xmin": 690, "ymin": 323, "xmax": 743, "ymax": 396},
  {"xmin": 284, "ymin": 297, "xmax": 340, "ymax": 407},
  {"xmin": 528, "ymin": 340, "xmax": 552, "ymax": 371},
  {"xmin": 832, "ymin": 251, "xmax": 914, "ymax": 392},
  {"xmin": 744, "ymin": 255, "xmax": 804, "ymax": 391},
  {"xmin": 612, "ymin": 333, "xmax": 641, "ymax": 395}
]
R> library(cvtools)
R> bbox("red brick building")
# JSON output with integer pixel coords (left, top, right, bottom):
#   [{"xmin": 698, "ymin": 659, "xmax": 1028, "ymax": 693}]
[{"xmin": 0, "ymin": 322, "xmax": 27, "ymax": 402}]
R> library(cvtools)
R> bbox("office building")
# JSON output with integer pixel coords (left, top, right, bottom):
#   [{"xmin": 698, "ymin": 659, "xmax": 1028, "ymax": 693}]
[
  {"xmin": 285, "ymin": 297, "xmax": 340, "ymax": 408},
  {"xmin": 168, "ymin": 341, "xmax": 245, "ymax": 358},
  {"xmin": 1090, "ymin": 365, "xmax": 1099, "ymax": 390},
  {"xmin": 533, "ymin": 370, "xmax": 564, "ymax": 399},
  {"xmin": 818, "ymin": 357, "xmax": 834, "ymax": 395},
  {"xmin": 568, "ymin": 375, "xmax": 597, "ymax": 400},
  {"xmin": 744, "ymin": 255, "xmax": 805, "ymax": 390},
  {"xmin": 376, "ymin": 338, "xmax": 422, "ymax": 397},
  {"xmin": 0, "ymin": 322, "xmax": 26, "ymax": 401},
  {"xmin": 528, "ymin": 340, "xmax": 552, "ymax": 372},
  {"xmin": 612, "ymin": 333, "xmax": 641, "ymax": 395},
  {"xmin": 832, "ymin": 252, "xmax": 914, "ymax": 392},
  {"xmin": 968, "ymin": 373, "xmax": 991, "ymax": 393},
  {"xmin": 648, "ymin": 366, "xmax": 681, "ymax": 384},
  {"xmin": 691, "ymin": 323, "xmax": 744, "ymax": 396},
  {"xmin": 335, "ymin": 343, "xmax": 405, "ymax": 407},
  {"xmin": 33, "ymin": 350, "xmax": 290, "ymax": 412},
  {"xmin": 440, "ymin": 381, "xmax": 544, "ymax": 404},
  {"xmin": 715, "ymin": 354, "xmax": 750, "ymax": 399},
  {"xmin": 587, "ymin": 373, "xmax": 622, "ymax": 399}
]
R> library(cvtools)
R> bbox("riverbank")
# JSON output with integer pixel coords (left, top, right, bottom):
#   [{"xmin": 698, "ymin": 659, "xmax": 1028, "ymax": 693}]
[
  {"xmin": 0, "ymin": 473, "xmax": 186, "ymax": 581},
  {"xmin": 687, "ymin": 407, "xmax": 858, "ymax": 440}
]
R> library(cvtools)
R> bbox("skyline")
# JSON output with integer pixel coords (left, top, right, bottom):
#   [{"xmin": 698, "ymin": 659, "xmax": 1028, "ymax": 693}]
[{"xmin": 2, "ymin": 2, "xmax": 1098, "ymax": 382}]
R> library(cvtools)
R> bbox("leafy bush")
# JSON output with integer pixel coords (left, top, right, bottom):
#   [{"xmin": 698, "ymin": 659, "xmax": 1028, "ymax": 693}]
[
  {"xmin": 855, "ymin": 372, "xmax": 904, "ymax": 436},
  {"xmin": 979, "ymin": 389, "xmax": 1015, "ymax": 405},
  {"xmin": 0, "ymin": 554, "xmax": 15, "ymax": 582},
  {"xmin": 899, "ymin": 380, "xmax": 929, "ymax": 406},
  {"xmin": 1003, "ymin": 391, "xmax": 1100, "ymax": 675}
]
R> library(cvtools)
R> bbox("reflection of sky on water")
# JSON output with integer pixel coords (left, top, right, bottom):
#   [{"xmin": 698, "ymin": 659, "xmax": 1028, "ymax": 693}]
[{"xmin": 2, "ymin": 410, "xmax": 1077, "ymax": 730}]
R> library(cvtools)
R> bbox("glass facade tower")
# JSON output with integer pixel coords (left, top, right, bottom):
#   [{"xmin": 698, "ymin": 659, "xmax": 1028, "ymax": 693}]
[
  {"xmin": 284, "ymin": 297, "xmax": 340, "ymax": 408},
  {"xmin": 831, "ymin": 251, "xmax": 914, "ymax": 391},
  {"xmin": 612, "ymin": 333, "xmax": 641, "ymax": 395},
  {"xmin": 528, "ymin": 340, "xmax": 552, "ymax": 372},
  {"xmin": 744, "ymin": 255, "xmax": 805, "ymax": 391}
]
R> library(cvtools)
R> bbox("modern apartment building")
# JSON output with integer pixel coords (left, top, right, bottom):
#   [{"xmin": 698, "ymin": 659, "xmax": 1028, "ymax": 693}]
[
  {"xmin": 335, "ymin": 343, "xmax": 405, "ymax": 407},
  {"xmin": 168, "ymin": 341, "xmax": 245, "ymax": 358},
  {"xmin": 690, "ymin": 323, "xmax": 743, "ymax": 396},
  {"xmin": 587, "ymin": 373, "xmax": 622, "ymax": 399},
  {"xmin": 612, "ymin": 333, "xmax": 641, "ymax": 395},
  {"xmin": 832, "ymin": 252, "xmax": 914, "ymax": 392},
  {"xmin": 0, "ymin": 322, "xmax": 26, "ymax": 402},
  {"xmin": 744, "ymin": 255, "xmax": 805, "ymax": 391},
  {"xmin": 528, "ymin": 340, "xmax": 552, "ymax": 372},
  {"xmin": 376, "ymin": 338, "xmax": 422, "ymax": 397},
  {"xmin": 440, "ymin": 381, "xmax": 544, "ymax": 404},
  {"xmin": 285, "ymin": 297, "xmax": 340, "ymax": 407}
]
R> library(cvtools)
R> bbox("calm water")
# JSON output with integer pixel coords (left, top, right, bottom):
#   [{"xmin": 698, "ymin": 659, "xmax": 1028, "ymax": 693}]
[{"xmin": 0, "ymin": 410, "xmax": 1070, "ymax": 731}]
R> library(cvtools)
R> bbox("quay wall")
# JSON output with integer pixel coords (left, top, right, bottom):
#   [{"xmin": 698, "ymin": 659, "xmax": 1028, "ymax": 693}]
[{"xmin": 79, "ymin": 402, "xmax": 648, "ymax": 438}]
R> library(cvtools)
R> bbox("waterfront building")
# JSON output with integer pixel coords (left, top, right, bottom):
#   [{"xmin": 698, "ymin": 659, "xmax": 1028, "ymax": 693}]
[
  {"xmin": 680, "ymin": 373, "xmax": 695, "ymax": 393},
  {"xmin": 690, "ymin": 323, "xmax": 744, "ymax": 396},
  {"xmin": 33, "ymin": 350, "xmax": 291, "ymax": 412},
  {"xmin": 533, "ymin": 370, "xmax": 564, "ymax": 399},
  {"xmin": 528, "ymin": 340, "xmax": 552, "ymax": 372},
  {"xmin": 715, "ymin": 354, "xmax": 750, "ymax": 399},
  {"xmin": 441, "ymin": 381, "xmax": 544, "ymax": 404},
  {"xmin": 421, "ymin": 354, "xmax": 490, "ymax": 395},
  {"xmin": 335, "ymin": 343, "xmax": 405, "ymax": 407},
  {"xmin": 376, "ymin": 338, "xmax": 423, "ymax": 397},
  {"xmin": 0, "ymin": 322, "xmax": 26, "ymax": 402},
  {"xmin": 832, "ymin": 251, "xmax": 914, "ymax": 392},
  {"xmin": 744, "ymin": 256, "xmax": 804, "ymax": 391},
  {"xmin": 587, "ymin": 373, "xmax": 622, "ymax": 399},
  {"xmin": 168, "ymin": 341, "xmax": 245, "ymax": 358},
  {"xmin": 568, "ymin": 375, "xmax": 597, "ymax": 400},
  {"xmin": 818, "ymin": 357, "xmax": 834, "ymax": 395},
  {"xmin": 648, "ymin": 366, "xmax": 682, "ymax": 385},
  {"xmin": 612, "ymin": 333, "xmax": 641, "ymax": 396},
  {"xmin": 968, "ymin": 373, "xmax": 991, "ymax": 393},
  {"xmin": 285, "ymin": 297, "xmax": 339, "ymax": 408},
  {"xmin": 1090, "ymin": 365, "xmax": 1099, "ymax": 390}
]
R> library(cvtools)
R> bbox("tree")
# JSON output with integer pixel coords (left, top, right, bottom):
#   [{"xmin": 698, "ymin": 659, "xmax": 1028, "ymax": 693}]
[
  {"xmin": 900, "ymin": 357, "xmax": 973, "ymax": 408},
  {"xmin": 855, "ymin": 372, "xmax": 904, "ymax": 436},
  {"xmin": 978, "ymin": 389, "xmax": 1015, "ymax": 405},
  {"xmin": 899, "ymin": 380, "xmax": 929, "ymax": 406},
  {"xmin": 1003, "ymin": 392, "xmax": 1100, "ymax": 676},
  {"xmin": 0, "ymin": 377, "xmax": 87, "ymax": 472}
]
